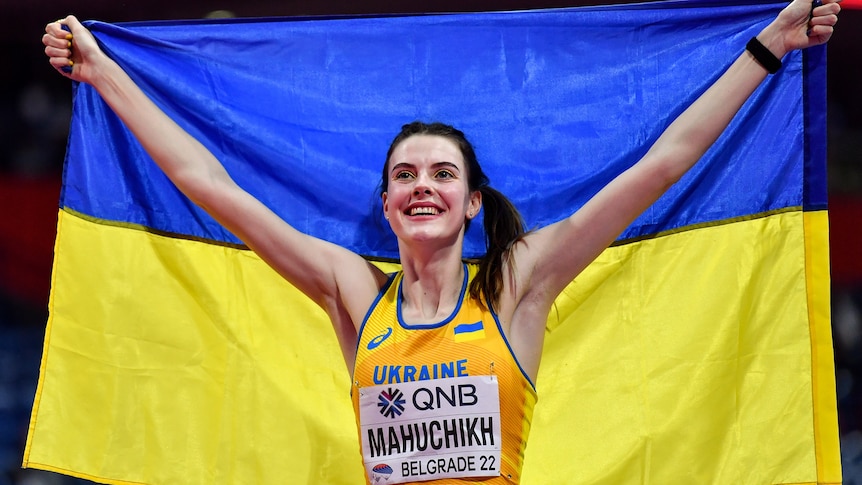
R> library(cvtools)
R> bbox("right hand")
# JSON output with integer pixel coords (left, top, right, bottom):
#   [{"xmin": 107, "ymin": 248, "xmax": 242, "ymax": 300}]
[{"xmin": 42, "ymin": 15, "xmax": 106, "ymax": 83}]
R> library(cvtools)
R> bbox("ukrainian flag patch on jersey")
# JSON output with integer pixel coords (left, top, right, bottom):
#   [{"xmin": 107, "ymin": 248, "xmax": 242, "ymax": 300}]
[{"xmin": 453, "ymin": 321, "xmax": 485, "ymax": 342}]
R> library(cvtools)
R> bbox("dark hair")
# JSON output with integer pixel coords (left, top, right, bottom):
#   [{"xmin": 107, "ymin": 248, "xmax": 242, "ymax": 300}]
[{"xmin": 381, "ymin": 121, "xmax": 526, "ymax": 309}]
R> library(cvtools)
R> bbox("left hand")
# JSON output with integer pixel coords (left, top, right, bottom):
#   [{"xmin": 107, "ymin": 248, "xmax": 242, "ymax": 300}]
[{"xmin": 773, "ymin": 0, "xmax": 841, "ymax": 52}]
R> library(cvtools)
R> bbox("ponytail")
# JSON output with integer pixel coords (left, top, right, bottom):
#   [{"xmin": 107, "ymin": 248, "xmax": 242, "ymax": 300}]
[{"xmin": 469, "ymin": 186, "xmax": 526, "ymax": 309}]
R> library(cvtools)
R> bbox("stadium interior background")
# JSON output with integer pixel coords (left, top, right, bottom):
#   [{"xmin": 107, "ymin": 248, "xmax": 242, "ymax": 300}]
[{"xmin": 1, "ymin": 0, "xmax": 860, "ymax": 483}]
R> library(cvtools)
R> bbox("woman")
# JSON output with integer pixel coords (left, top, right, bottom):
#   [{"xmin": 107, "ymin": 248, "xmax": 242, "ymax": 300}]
[{"xmin": 42, "ymin": 0, "xmax": 840, "ymax": 483}]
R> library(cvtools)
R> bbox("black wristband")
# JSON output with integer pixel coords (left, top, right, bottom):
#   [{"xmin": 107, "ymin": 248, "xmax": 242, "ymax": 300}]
[{"xmin": 746, "ymin": 37, "xmax": 782, "ymax": 74}]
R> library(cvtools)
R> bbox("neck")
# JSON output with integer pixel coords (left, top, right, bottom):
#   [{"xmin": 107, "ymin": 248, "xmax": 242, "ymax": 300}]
[{"xmin": 398, "ymin": 243, "xmax": 465, "ymax": 324}]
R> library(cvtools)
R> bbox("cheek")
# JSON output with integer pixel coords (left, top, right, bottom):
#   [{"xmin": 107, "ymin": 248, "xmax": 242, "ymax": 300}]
[
  {"xmin": 443, "ymin": 186, "xmax": 471, "ymax": 208},
  {"xmin": 384, "ymin": 186, "xmax": 408, "ymax": 210}
]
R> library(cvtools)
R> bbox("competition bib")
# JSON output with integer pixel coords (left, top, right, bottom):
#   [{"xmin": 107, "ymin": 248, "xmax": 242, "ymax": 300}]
[{"xmin": 357, "ymin": 375, "xmax": 502, "ymax": 484}]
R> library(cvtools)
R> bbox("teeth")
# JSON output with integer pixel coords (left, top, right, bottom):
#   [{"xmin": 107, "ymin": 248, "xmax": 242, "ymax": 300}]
[{"xmin": 410, "ymin": 207, "xmax": 439, "ymax": 216}]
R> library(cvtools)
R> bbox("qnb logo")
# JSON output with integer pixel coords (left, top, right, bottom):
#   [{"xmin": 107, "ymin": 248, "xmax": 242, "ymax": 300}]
[{"xmin": 378, "ymin": 387, "xmax": 406, "ymax": 418}]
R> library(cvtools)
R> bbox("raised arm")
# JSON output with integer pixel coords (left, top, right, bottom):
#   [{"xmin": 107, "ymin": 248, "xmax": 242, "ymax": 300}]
[
  {"xmin": 499, "ymin": 0, "xmax": 840, "ymax": 377},
  {"xmin": 42, "ymin": 16, "xmax": 387, "ymax": 360},
  {"xmin": 516, "ymin": 0, "xmax": 838, "ymax": 300}
]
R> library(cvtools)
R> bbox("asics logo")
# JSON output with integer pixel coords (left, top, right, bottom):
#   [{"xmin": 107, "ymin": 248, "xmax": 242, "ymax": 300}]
[{"xmin": 367, "ymin": 327, "xmax": 393, "ymax": 350}]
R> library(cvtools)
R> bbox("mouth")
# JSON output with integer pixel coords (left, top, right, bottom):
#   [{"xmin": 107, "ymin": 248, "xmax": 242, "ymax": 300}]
[{"xmin": 407, "ymin": 206, "xmax": 441, "ymax": 216}]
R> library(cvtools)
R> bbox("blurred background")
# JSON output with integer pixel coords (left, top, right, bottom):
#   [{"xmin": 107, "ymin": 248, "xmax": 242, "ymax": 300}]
[{"xmin": 1, "ymin": 0, "xmax": 859, "ymax": 484}]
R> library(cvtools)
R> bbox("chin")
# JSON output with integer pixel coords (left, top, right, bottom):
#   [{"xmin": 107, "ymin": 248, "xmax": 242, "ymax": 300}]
[{"xmin": 402, "ymin": 226, "xmax": 463, "ymax": 246}]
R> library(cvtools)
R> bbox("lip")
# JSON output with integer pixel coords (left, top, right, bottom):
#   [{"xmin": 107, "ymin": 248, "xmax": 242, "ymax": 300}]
[{"xmin": 404, "ymin": 202, "xmax": 444, "ymax": 217}]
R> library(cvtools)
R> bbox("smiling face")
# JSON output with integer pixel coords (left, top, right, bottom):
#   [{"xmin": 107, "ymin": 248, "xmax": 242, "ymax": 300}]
[{"xmin": 382, "ymin": 134, "xmax": 482, "ymax": 247}]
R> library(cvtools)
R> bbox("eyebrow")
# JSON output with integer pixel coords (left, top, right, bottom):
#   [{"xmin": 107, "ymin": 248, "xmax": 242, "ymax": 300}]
[{"xmin": 390, "ymin": 161, "xmax": 462, "ymax": 173}]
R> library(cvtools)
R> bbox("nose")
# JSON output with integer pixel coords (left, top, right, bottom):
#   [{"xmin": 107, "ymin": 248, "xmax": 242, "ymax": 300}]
[{"xmin": 413, "ymin": 173, "xmax": 434, "ymax": 196}]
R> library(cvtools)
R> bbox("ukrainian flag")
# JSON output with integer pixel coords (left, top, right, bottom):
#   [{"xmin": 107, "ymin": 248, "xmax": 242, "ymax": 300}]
[
  {"xmin": 24, "ymin": 1, "xmax": 841, "ymax": 484},
  {"xmin": 454, "ymin": 322, "xmax": 486, "ymax": 343}
]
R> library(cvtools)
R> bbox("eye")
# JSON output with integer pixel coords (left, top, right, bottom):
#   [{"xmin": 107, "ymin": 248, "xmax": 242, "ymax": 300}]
[
  {"xmin": 393, "ymin": 170, "xmax": 415, "ymax": 180},
  {"xmin": 435, "ymin": 169, "xmax": 455, "ymax": 179}
]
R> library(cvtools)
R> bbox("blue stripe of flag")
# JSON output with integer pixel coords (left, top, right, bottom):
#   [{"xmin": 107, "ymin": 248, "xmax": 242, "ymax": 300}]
[
  {"xmin": 62, "ymin": 1, "xmax": 819, "ymax": 258},
  {"xmin": 454, "ymin": 322, "xmax": 484, "ymax": 334}
]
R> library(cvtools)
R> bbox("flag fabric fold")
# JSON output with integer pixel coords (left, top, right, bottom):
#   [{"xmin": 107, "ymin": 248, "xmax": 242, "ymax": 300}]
[{"xmin": 24, "ymin": 1, "xmax": 841, "ymax": 484}]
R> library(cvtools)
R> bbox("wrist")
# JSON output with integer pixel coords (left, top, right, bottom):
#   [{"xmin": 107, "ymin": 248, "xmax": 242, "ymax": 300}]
[
  {"xmin": 744, "ymin": 24, "xmax": 789, "ymax": 74},
  {"xmin": 746, "ymin": 37, "xmax": 782, "ymax": 74},
  {"xmin": 755, "ymin": 23, "xmax": 789, "ymax": 59},
  {"xmin": 87, "ymin": 54, "xmax": 123, "ymax": 89}
]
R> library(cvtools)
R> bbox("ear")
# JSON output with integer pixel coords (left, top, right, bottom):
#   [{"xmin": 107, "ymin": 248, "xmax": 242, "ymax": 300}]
[
  {"xmin": 382, "ymin": 192, "xmax": 390, "ymax": 219},
  {"xmin": 467, "ymin": 190, "xmax": 482, "ymax": 220}
]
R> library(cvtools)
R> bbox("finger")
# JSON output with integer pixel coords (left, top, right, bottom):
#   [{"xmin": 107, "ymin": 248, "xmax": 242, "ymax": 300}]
[
  {"xmin": 45, "ymin": 20, "xmax": 72, "ymax": 38},
  {"xmin": 42, "ymin": 33, "xmax": 71, "ymax": 49},
  {"xmin": 811, "ymin": 14, "xmax": 840, "ymax": 27},
  {"xmin": 60, "ymin": 15, "xmax": 86, "ymax": 37},
  {"xmin": 805, "ymin": 26, "xmax": 835, "ymax": 46},
  {"xmin": 809, "ymin": 10, "xmax": 840, "ymax": 28},
  {"xmin": 808, "ymin": 24, "xmax": 835, "ymax": 37},
  {"xmin": 44, "ymin": 44, "xmax": 72, "ymax": 59},
  {"xmin": 44, "ymin": 42, "xmax": 70, "ymax": 56},
  {"xmin": 813, "ymin": 1, "xmax": 841, "ymax": 16},
  {"xmin": 48, "ymin": 56, "xmax": 74, "ymax": 72}
]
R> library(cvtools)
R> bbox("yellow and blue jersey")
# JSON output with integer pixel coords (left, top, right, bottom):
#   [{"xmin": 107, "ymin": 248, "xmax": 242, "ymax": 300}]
[{"xmin": 352, "ymin": 264, "xmax": 537, "ymax": 484}]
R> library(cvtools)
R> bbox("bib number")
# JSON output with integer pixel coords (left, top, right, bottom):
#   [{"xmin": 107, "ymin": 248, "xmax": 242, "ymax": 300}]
[{"xmin": 358, "ymin": 375, "xmax": 502, "ymax": 483}]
